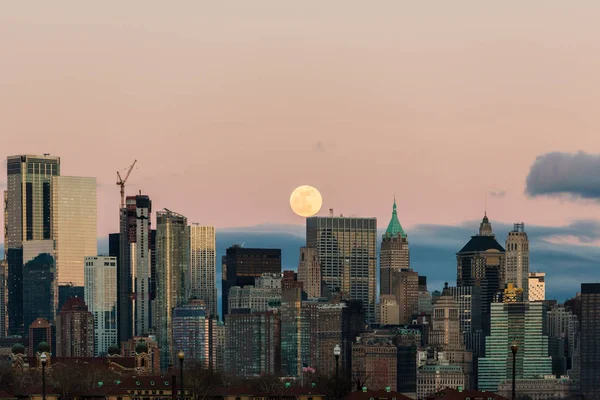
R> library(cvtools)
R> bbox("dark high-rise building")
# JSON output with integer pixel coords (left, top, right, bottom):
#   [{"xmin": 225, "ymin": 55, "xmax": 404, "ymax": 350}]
[
  {"xmin": 23, "ymin": 252, "xmax": 56, "ymax": 331},
  {"xmin": 456, "ymin": 214, "xmax": 505, "ymax": 339},
  {"xmin": 109, "ymin": 233, "xmax": 120, "ymax": 259},
  {"xmin": 306, "ymin": 216, "xmax": 378, "ymax": 323},
  {"xmin": 28, "ymin": 318, "xmax": 52, "ymax": 357},
  {"xmin": 55, "ymin": 297, "xmax": 94, "ymax": 357},
  {"xmin": 222, "ymin": 246, "xmax": 281, "ymax": 319},
  {"xmin": 225, "ymin": 309, "xmax": 281, "ymax": 378},
  {"xmin": 581, "ymin": 283, "xmax": 600, "ymax": 398},
  {"xmin": 5, "ymin": 154, "xmax": 60, "ymax": 336},
  {"xmin": 117, "ymin": 195, "xmax": 152, "ymax": 344}
]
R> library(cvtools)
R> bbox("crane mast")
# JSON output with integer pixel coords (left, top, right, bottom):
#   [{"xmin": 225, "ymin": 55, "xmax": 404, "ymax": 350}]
[{"xmin": 116, "ymin": 160, "xmax": 138, "ymax": 208}]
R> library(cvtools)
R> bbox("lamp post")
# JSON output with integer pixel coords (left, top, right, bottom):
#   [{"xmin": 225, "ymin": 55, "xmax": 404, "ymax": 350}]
[
  {"xmin": 333, "ymin": 344, "xmax": 341, "ymax": 378},
  {"xmin": 40, "ymin": 352, "xmax": 47, "ymax": 400},
  {"xmin": 510, "ymin": 340, "xmax": 518, "ymax": 400},
  {"xmin": 177, "ymin": 351, "xmax": 185, "ymax": 400}
]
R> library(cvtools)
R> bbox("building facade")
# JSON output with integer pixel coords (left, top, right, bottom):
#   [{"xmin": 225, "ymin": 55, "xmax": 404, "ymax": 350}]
[
  {"xmin": 417, "ymin": 363, "xmax": 466, "ymax": 400},
  {"xmin": 228, "ymin": 285, "xmax": 281, "ymax": 314},
  {"xmin": 171, "ymin": 299, "xmax": 213, "ymax": 367},
  {"xmin": 456, "ymin": 214, "xmax": 505, "ymax": 340},
  {"xmin": 393, "ymin": 269, "xmax": 419, "ymax": 325},
  {"xmin": 581, "ymin": 283, "xmax": 600, "ymax": 399},
  {"xmin": 478, "ymin": 300, "xmax": 552, "ymax": 391},
  {"xmin": 352, "ymin": 335, "xmax": 398, "ymax": 392},
  {"xmin": 222, "ymin": 246, "xmax": 281, "ymax": 320},
  {"xmin": 380, "ymin": 200, "xmax": 409, "ymax": 296},
  {"xmin": 22, "ymin": 247, "xmax": 57, "ymax": 332},
  {"xmin": 55, "ymin": 297, "xmax": 95, "ymax": 357},
  {"xmin": 505, "ymin": 223, "xmax": 529, "ymax": 299},
  {"xmin": 5, "ymin": 154, "xmax": 60, "ymax": 335},
  {"xmin": 188, "ymin": 225, "xmax": 218, "ymax": 317},
  {"xmin": 51, "ymin": 176, "xmax": 97, "ymax": 287},
  {"xmin": 378, "ymin": 295, "xmax": 400, "ymax": 325},
  {"xmin": 225, "ymin": 309, "xmax": 281, "ymax": 378},
  {"xmin": 155, "ymin": 209, "xmax": 189, "ymax": 368},
  {"xmin": 529, "ymin": 272, "xmax": 545, "ymax": 302},
  {"xmin": 307, "ymin": 216, "xmax": 377, "ymax": 323},
  {"xmin": 84, "ymin": 256, "xmax": 117, "ymax": 356},
  {"xmin": 28, "ymin": 318, "xmax": 52, "ymax": 357},
  {"xmin": 297, "ymin": 247, "xmax": 321, "ymax": 299}
]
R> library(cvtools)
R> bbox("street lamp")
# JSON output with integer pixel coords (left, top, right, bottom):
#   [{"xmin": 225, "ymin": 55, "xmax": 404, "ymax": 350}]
[
  {"xmin": 177, "ymin": 351, "xmax": 185, "ymax": 400},
  {"xmin": 333, "ymin": 344, "xmax": 341, "ymax": 378},
  {"xmin": 510, "ymin": 340, "xmax": 518, "ymax": 400},
  {"xmin": 40, "ymin": 352, "xmax": 47, "ymax": 400}
]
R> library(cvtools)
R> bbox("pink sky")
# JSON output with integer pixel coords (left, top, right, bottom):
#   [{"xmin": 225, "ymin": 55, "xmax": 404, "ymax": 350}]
[{"xmin": 2, "ymin": 1, "xmax": 600, "ymax": 239}]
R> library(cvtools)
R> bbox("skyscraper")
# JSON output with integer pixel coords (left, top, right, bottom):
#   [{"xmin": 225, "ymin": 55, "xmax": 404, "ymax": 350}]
[
  {"xmin": 297, "ymin": 247, "xmax": 321, "ymax": 299},
  {"xmin": 51, "ymin": 176, "xmax": 97, "ymax": 287},
  {"xmin": 84, "ymin": 256, "xmax": 117, "ymax": 356},
  {"xmin": 529, "ymin": 272, "xmax": 545, "ymax": 302},
  {"xmin": 380, "ymin": 199, "xmax": 409, "ymax": 295},
  {"xmin": 188, "ymin": 224, "xmax": 218, "ymax": 317},
  {"xmin": 580, "ymin": 283, "xmax": 600, "ymax": 398},
  {"xmin": 22, "ymin": 242, "xmax": 57, "ymax": 331},
  {"xmin": 225, "ymin": 309, "xmax": 281, "ymax": 378},
  {"xmin": 55, "ymin": 297, "xmax": 95, "ymax": 358},
  {"xmin": 280, "ymin": 285, "xmax": 318, "ymax": 377},
  {"xmin": 306, "ymin": 216, "xmax": 377, "ymax": 323},
  {"xmin": 117, "ymin": 194, "xmax": 152, "ymax": 343},
  {"xmin": 478, "ymin": 288, "xmax": 552, "ymax": 391},
  {"xmin": 0, "ymin": 260, "xmax": 7, "ymax": 338},
  {"xmin": 222, "ymin": 246, "xmax": 281, "ymax": 319},
  {"xmin": 393, "ymin": 269, "xmax": 419, "ymax": 324},
  {"xmin": 505, "ymin": 223, "xmax": 529, "ymax": 299},
  {"xmin": 156, "ymin": 209, "xmax": 188, "ymax": 368},
  {"xmin": 172, "ymin": 299, "xmax": 213, "ymax": 366},
  {"xmin": 5, "ymin": 154, "xmax": 60, "ymax": 335},
  {"xmin": 456, "ymin": 214, "xmax": 505, "ymax": 338}
]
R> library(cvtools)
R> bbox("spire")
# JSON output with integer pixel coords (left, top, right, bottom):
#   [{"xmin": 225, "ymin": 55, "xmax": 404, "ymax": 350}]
[
  {"xmin": 384, "ymin": 197, "xmax": 406, "ymax": 239},
  {"xmin": 478, "ymin": 213, "xmax": 494, "ymax": 237}
]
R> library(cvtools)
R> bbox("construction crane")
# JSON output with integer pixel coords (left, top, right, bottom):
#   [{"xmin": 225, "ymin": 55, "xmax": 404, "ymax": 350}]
[{"xmin": 116, "ymin": 160, "xmax": 137, "ymax": 208}]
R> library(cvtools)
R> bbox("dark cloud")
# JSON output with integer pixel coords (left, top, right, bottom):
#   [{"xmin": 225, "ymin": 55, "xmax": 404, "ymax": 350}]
[
  {"xmin": 489, "ymin": 190, "xmax": 506, "ymax": 198},
  {"xmin": 525, "ymin": 151, "xmax": 600, "ymax": 200}
]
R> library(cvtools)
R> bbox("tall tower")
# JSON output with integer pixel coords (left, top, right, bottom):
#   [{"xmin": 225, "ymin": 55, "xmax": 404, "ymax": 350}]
[
  {"xmin": 156, "ymin": 209, "xmax": 189, "ymax": 368},
  {"xmin": 505, "ymin": 223, "xmax": 529, "ymax": 299},
  {"xmin": 22, "ymin": 242, "xmax": 57, "ymax": 331},
  {"xmin": 581, "ymin": 283, "xmax": 600, "ymax": 398},
  {"xmin": 306, "ymin": 216, "xmax": 378, "ymax": 323},
  {"xmin": 5, "ymin": 154, "xmax": 60, "ymax": 335},
  {"xmin": 172, "ymin": 299, "xmax": 213, "ymax": 367},
  {"xmin": 380, "ymin": 199, "xmax": 409, "ymax": 295},
  {"xmin": 51, "ymin": 176, "xmax": 97, "ymax": 288},
  {"xmin": 84, "ymin": 256, "xmax": 117, "ymax": 356},
  {"xmin": 456, "ymin": 214, "xmax": 505, "ymax": 339},
  {"xmin": 393, "ymin": 269, "xmax": 419, "ymax": 324},
  {"xmin": 429, "ymin": 284, "xmax": 462, "ymax": 351},
  {"xmin": 117, "ymin": 194, "xmax": 152, "ymax": 344},
  {"xmin": 297, "ymin": 247, "xmax": 321, "ymax": 299},
  {"xmin": 188, "ymin": 225, "xmax": 218, "ymax": 317}
]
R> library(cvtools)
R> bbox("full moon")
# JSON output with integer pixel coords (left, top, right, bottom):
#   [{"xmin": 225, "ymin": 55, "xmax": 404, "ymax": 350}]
[{"xmin": 290, "ymin": 185, "xmax": 323, "ymax": 217}]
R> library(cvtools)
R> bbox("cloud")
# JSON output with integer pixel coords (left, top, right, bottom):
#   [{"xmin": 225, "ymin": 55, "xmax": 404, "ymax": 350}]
[
  {"xmin": 525, "ymin": 151, "xmax": 600, "ymax": 200},
  {"xmin": 314, "ymin": 141, "xmax": 325, "ymax": 152},
  {"xmin": 489, "ymin": 190, "xmax": 506, "ymax": 198}
]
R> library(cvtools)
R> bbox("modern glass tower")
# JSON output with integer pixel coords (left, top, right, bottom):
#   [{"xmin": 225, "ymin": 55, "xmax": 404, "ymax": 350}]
[
  {"xmin": 478, "ymin": 296, "xmax": 552, "ymax": 391},
  {"xmin": 188, "ymin": 224, "xmax": 218, "ymax": 317},
  {"xmin": 171, "ymin": 299, "xmax": 212, "ymax": 367},
  {"xmin": 51, "ymin": 176, "xmax": 97, "ymax": 287},
  {"xmin": 5, "ymin": 154, "xmax": 60, "ymax": 335},
  {"xmin": 156, "ymin": 209, "xmax": 188, "ymax": 368},
  {"xmin": 306, "ymin": 216, "xmax": 377, "ymax": 323},
  {"xmin": 84, "ymin": 256, "xmax": 117, "ymax": 356}
]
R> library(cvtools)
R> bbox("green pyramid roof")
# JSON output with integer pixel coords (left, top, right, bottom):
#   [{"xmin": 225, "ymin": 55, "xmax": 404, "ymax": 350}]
[{"xmin": 384, "ymin": 199, "xmax": 406, "ymax": 238}]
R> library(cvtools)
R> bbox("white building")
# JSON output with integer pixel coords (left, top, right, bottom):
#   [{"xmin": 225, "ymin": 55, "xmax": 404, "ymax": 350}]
[
  {"xmin": 417, "ymin": 361, "xmax": 466, "ymax": 399},
  {"xmin": 529, "ymin": 272, "xmax": 546, "ymax": 301},
  {"xmin": 188, "ymin": 224, "xmax": 218, "ymax": 317},
  {"xmin": 505, "ymin": 223, "xmax": 529, "ymax": 299},
  {"xmin": 84, "ymin": 256, "xmax": 117, "ymax": 356}
]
